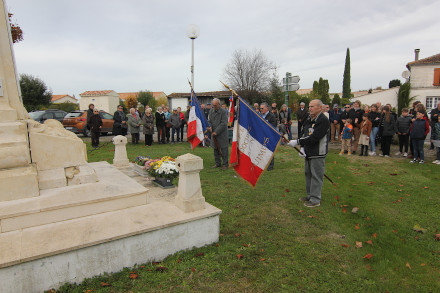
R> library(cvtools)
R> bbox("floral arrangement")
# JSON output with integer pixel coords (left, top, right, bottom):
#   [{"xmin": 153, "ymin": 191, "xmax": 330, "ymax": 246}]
[{"xmin": 135, "ymin": 156, "xmax": 179, "ymax": 179}]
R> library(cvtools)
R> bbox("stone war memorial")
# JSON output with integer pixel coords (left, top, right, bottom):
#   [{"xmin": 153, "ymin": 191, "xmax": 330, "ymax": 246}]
[{"xmin": 0, "ymin": 1, "xmax": 221, "ymax": 291}]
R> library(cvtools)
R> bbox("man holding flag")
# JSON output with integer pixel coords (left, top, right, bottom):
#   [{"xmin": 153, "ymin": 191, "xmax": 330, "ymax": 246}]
[
  {"xmin": 208, "ymin": 98, "xmax": 229, "ymax": 170},
  {"xmin": 289, "ymin": 99, "xmax": 330, "ymax": 208}
]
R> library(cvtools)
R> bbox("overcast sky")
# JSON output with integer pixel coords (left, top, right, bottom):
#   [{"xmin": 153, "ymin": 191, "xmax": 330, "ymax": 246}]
[{"xmin": 6, "ymin": 0, "xmax": 440, "ymax": 98}]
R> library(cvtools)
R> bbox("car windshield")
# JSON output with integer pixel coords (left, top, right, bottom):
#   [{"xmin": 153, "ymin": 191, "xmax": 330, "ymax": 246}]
[
  {"xmin": 29, "ymin": 112, "xmax": 44, "ymax": 119},
  {"xmin": 64, "ymin": 112, "xmax": 83, "ymax": 118}
]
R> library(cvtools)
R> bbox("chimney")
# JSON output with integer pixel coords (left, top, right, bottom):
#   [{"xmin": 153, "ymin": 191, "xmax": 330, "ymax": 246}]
[{"xmin": 414, "ymin": 49, "xmax": 420, "ymax": 61}]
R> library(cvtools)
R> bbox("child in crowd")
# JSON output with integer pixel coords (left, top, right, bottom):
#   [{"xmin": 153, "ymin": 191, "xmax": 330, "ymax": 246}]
[
  {"xmin": 431, "ymin": 115, "xmax": 440, "ymax": 164},
  {"xmin": 358, "ymin": 113, "xmax": 372, "ymax": 156},
  {"xmin": 396, "ymin": 108, "xmax": 412, "ymax": 157},
  {"xmin": 339, "ymin": 118, "xmax": 353, "ymax": 155},
  {"xmin": 409, "ymin": 111, "xmax": 430, "ymax": 164}
]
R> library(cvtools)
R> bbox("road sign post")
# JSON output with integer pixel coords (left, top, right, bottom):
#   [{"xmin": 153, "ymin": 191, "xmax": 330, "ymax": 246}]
[{"xmin": 283, "ymin": 73, "xmax": 300, "ymax": 106}]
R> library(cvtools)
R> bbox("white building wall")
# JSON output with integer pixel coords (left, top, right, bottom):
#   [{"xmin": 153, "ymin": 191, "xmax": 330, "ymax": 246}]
[
  {"xmin": 410, "ymin": 65, "xmax": 439, "ymax": 88},
  {"xmin": 79, "ymin": 92, "xmax": 120, "ymax": 113},
  {"xmin": 170, "ymin": 98, "xmax": 188, "ymax": 110},
  {"xmin": 351, "ymin": 87, "xmax": 399, "ymax": 108}
]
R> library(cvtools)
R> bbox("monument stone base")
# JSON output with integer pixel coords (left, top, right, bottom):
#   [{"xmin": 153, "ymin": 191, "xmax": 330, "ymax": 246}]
[{"xmin": 0, "ymin": 162, "xmax": 221, "ymax": 293}]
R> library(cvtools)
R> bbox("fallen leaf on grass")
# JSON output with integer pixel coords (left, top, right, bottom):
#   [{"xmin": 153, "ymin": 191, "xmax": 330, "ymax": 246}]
[
  {"xmin": 389, "ymin": 173, "xmax": 397, "ymax": 176},
  {"xmin": 363, "ymin": 254, "xmax": 373, "ymax": 260},
  {"xmin": 335, "ymin": 195, "xmax": 340, "ymax": 201},
  {"xmin": 129, "ymin": 272, "xmax": 139, "ymax": 279},
  {"xmin": 340, "ymin": 243, "xmax": 350, "ymax": 247},
  {"xmin": 191, "ymin": 267, "xmax": 196, "ymax": 272},
  {"xmin": 352, "ymin": 207, "xmax": 359, "ymax": 213},
  {"xmin": 356, "ymin": 241, "xmax": 363, "ymax": 248},
  {"xmin": 260, "ymin": 258, "xmax": 266, "ymax": 261},
  {"xmin": 156, "ymin": 266, "xmax": 167, "ymax": 272},
  {"xmin": 234, "ymin": 233, "xmax": 241, "ymax": 238},
  {"xmin": 393, "ymin": 229, "xmax": 398, "ymax": 233},
  {"xmin": 177, "ymin": 259, "xmax": 182, "ymax": 263},
  {"xmin": 285, "ymin": 188, "xmax": 290, "ymax": 192},
  {"xmin": 355, "ymin": 224, "xmax": 360, "ymax": 230},
  {"xmin": 435, "ymin": 234, "xmax": 440, "ymax": 241},
  {"xmin": 421, "ymin": 263, "xmax": 426, "ymax": 266},
  {"xmin": 216, "ymin": 243, "xmax": 220, "ymax": 247},
  {"xmin": 101, "ymin": 282, "xmax": 111, "ymax": 287},
  {"xmin": 195, "ymin": 252, "xmax": 205, "ymax": 257},
  {"xmin": 242, "ymin": 243, "xmax": 250, "ymax": 247},
  {"xmin": 298, "ymin": 210, "xmax": 303, "ymax": 213},
  {"xmin": 406, "ymin": 262, "xmax": 412, "ymax": 269},
  {"xmin": 413, "ymin": 224, "xmax": 427, "ymax": 234},
  {"xmin": 366, "ymin": 216, "xmax": 371, "ymax": 221},
  {"xmin": 423, "ymin": 186, "xmax": 429, "ymax": 189},
  {"xmin": 366, "ymin": 265, "xmax": 373, "ymax": 271},
  {"xmin": 366, "ymin": 240, "xmax": 373, "ymax": 245},
  {"xmin": 236, "ymin": 254, "xmax": 244, "ymax": 259},
  {"xmin": 342, "ymin": 208, "xmax": 347, "ymax": 213}
]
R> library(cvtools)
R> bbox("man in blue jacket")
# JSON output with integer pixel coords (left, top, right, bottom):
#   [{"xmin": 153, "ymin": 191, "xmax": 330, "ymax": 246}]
[{"xmin": 289, "ymin": 99, "xmax": 330, "ymax": 208}]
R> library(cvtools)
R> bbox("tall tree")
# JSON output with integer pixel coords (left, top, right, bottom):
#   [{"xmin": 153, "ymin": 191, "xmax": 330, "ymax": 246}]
[
  {"xmin": 223, "ymin": 49, "xmax": 275, "ymax": 104},
  {"xmin": 137, "ymin": 91, "xmax": 155, "ymax": 109},
  {"xmin": 8, "ymin": 13, "xmax": 23, "ymax": 43},
  {"xmin": 311, "ymin": 77, "xmax": 330, "ymax": 104},
  {"xmin": 124, "ymin": 96, "xmax": 138, "ymax": 110},
  {"xmin": 397, "ymin": 82, "xmax": 414, "ymax": 116},
  {"xmin": 332, "ymin": 93, "xmax": 341, "ymax": 107},
  {"xmin": 342, "ymin": 48, "xmax": 351, "ymax": 100},
  {"xmin": 19, "ymin": 74, "xmax": 52, "ymax": 111},
  {"xmin": 389, "ymin": 79, "xmax": 402, "ymax": 88}
]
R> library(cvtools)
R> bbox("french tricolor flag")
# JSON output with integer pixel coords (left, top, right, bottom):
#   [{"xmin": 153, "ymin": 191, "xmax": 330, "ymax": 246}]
[
  {"xmin": 187, "ymin": 90, "xmax": 208, "ymax": 150},
  {"xmin": 230, "ymin": 97, "xmax": 282, "ymax": 187}
]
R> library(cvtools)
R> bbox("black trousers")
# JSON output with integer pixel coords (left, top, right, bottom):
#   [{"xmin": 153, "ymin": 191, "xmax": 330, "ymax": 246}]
[
  {"xmin": 157, "ymin": 126, "xmax": 165, "ymax": 143},
  {"xmin": 145, "ymin": 134, "xmax": 153, "ymax": 146},
  {"xmin": 91, "ymin": 131, "xmax": 100, "ymax": 147},
  {"xmin": 131, "ymin": 133, "xmax": 139, "ymax": 144},
  {"xmin": 398, "ymin": 134, "xmax": 409, "ymax": 153},
  {"xmin": 381, "ymin": 135, "xmax": 392, "ymax": 156}
]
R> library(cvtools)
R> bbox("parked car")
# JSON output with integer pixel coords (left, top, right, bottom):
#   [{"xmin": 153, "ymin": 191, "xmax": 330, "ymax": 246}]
[
  {"xmin": 29, "ymin": 109, "xmax": 67, "ymax": 123},
  {"xmin": 63, "ymin": 110, "xmax": 114, "ymax": 137}
]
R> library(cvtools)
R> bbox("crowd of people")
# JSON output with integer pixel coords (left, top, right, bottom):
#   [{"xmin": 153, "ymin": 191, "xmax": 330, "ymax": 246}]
[{"xmin": 85, "ymin": 98, "xmax": 440, "ymax": 166}]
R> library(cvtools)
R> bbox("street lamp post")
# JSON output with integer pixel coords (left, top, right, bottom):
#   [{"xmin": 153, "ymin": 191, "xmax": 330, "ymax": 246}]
[{"xmin": 186, "ymin": 24, "xmax": 200, "ymax": 89}]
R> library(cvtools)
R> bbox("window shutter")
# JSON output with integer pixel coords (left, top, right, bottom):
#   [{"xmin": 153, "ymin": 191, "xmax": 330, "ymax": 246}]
[{"xmin": 434, "ymin": 68, "xmax": 440, "ymax": 86}]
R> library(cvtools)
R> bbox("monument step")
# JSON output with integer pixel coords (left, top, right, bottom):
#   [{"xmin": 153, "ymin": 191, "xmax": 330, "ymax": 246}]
[
  {"xmin": 0, "ymin": 121, "xmax": 29, "ymax": 144},
  {"xmin": 0, "ymin": 200, "xmax": 221, "ymax": 269},
  {"xmin": 0, "ymin": 142, "xmax": 31, "ymax": 169},
  {"xmin": 0, "ymin": 166, "xmax": 39, "ymax": 202},
  {"xmin": 0, "ymin": 162, "xmax": 149, "ymax": 232}
]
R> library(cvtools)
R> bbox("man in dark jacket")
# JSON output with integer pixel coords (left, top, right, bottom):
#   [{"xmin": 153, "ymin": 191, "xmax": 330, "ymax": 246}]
[
  {"xmin": 296, "ymin": 102, "xmax": 308, "ymax": 139},
  {"xmin": 348, "ymin": 101, "xmax": 364, "ymax": 153},
  {"xmin": 88, "ymin": 108, "xmax": 102, "ymax": 148},
  {"xmin": 430, "ymin": 102, "xmax": 440, "ymax": 149},
  {"xmin": 112, "ymin": 105, "xmax": 127, "ymax": 136},
  {"xmin": 260, "ymin": 102, "xmax": 277, "ymax": 171},
  {"xmin": 155, "ymin": 106, "xmax": 166, "ymax": 144},
  {"xmin": 289, "ymin": 99, "xmax": 330, "ymax": 208},
  {"xmin": 329, "ymin": 104, "xmax": 341, "ymax": 142},
  {"xmin": 208, "ymin": 98, "xmax": 229, "ymax": 170}
]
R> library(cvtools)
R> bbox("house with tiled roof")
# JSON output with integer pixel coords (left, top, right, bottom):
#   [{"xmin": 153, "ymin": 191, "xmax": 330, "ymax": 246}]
[
  {"xmin": 51, "ymin": 94, "xmax": 78, "ymax": 104},
  {"xmin": 351, "ymin": 50, "xmax": 440, "ymax": 110},
  {"xmin": 79, "ymin": 90, "xmax": 119, "ymax": 113},
  {"xmin": 406, "ymin": 50, "xmax": 440, "ymax": 110},
  {"xmin": 168, "ymin": 91, "xmax": 231, "ymax": 110}
]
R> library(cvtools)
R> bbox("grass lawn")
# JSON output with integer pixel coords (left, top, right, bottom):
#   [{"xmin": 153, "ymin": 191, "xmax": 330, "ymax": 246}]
[{"xmin": 54, "ymin": 140, "xmax": 440, "ymax": 292}]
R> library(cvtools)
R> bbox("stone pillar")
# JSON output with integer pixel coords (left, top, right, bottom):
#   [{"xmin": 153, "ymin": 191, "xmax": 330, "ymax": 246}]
[
  {"xmin": 174, "ymin": 153, "xmax": 205, "ymax": 212},
  {"xmin": 112, "ymin": 135, "xmax": 129, "ymax": 167}
]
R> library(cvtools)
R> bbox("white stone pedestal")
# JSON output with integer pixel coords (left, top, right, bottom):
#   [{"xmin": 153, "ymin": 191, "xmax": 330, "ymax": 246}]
[
  {"xmin": 174, "ymin": 153, "xmax": 206, "ymax": 212},
  {"xmin": 112, "ymin": 135, "xmax": 129, "ymax": 167}
]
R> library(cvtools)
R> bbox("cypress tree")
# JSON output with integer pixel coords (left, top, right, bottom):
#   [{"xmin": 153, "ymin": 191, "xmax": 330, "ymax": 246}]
[{"xmin": 342, "ymin": 48, "xmax": 351, "ymax": 100}]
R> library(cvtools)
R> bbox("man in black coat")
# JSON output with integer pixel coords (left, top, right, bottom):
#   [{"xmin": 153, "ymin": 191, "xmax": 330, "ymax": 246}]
[
  {"xmin": 296, "ymin": 102, "xmax": 308, "ymax": 138},
  {"xmin": 260, "ymin": 102, "xmax": 277, "ymax": 171},
  {"xmin": 430, "ymin": 102, "xmax": 440, "ymax": 149},
  {"xmin": 289, "ymin": 99, "xmax": 330, "ymax": 208},
  {"xmin": 155, "ymin": 106, "xmax": 166, "ymax": 144},
  {"xmin": 112, "ymin": 105, "xmax": 127, "ymax": 136}
]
